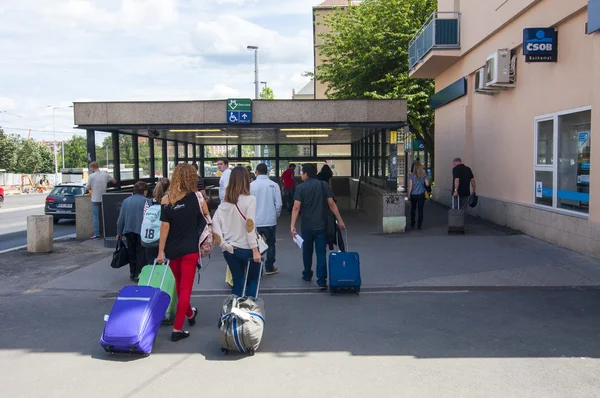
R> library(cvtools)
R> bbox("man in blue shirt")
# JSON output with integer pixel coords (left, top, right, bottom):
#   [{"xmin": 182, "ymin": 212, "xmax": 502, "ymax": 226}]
[
  {"xmin": 250, "ymin": 163, "xmax": 282, "ymax": 275},
  {"xmin": 290, "ymin": 164, "xmax": 345, "ymax": 289}
]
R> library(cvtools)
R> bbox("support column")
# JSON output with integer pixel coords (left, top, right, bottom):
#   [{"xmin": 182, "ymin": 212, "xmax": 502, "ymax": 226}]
[
  {"xmin": 381, "ymin": 129, "xmax": 387, "ymax": 177},
  {"xmin": 111, "ymin": 132, "xmax": 121, "ymax": 182},
  {"xmin": 374, "ymin": 131, "xmax": 380, "ymax": 177},
  {"xmin": 199, "ymin": 144, "xmax": 205, "ymax": 177},
  {"xmin": 86, "ymin": 129, "xmax": 96, "ymax": 172},
  {"xmin": 174, "ymin": 141, "xmax": 180, "ymax": 164},
  {"xmin": 368, "ymin": 133, "xmax": 374, "ymax": 177},
  {"xmin": 183, "ymin": 142, "xmax": 189, "ymax": 161}
]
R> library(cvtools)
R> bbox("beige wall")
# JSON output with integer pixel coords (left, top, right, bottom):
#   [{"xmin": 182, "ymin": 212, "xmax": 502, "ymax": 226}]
[
  {"xmin": 434, "ymin": 8, "xmax": 599, "ymax": 223},
  {"xmin": 314, "ymin": 7, "xmax": 338, "ymax": 99}
]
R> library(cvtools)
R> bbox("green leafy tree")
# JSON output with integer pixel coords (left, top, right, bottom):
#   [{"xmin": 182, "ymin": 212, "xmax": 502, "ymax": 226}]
[
  {"xmin": 16, "ymin": 139, "xmax": 53, "ymax": 174},
  {"xmin": 315, "ymin": 0, "xmax": 436, "ymax": 170},
  {"xmin": 259, "ymin": 86, "xmax": 275, "ymax": 100},
  {"xmin": 0, "ymin": 129, "xmax": 22, "ymax": 172},
  {"xmin": 59, "ymin": 136, "xmax": 88, "ymax": 169}
]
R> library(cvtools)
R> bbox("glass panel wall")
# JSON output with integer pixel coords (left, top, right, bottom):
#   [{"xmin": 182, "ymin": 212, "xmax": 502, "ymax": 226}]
[
  {"xmin": 154, "ymin": 139, "xmax": 164, "ymax": 178},
  {"xmin": 280, "ymin": 145, "xmax": 313, "ymax": 157},
  {"xmin": 557, "ymin": 110, "xmax": 591, "ymax": 213},
  {"xmin": 138, "ymin": 137, "xmax": 151, "ymax": 178},
  {"xmin": 204, "ymin": 145, "xmax": 227, "ymax": 158},
  {"xmin": 119, "ymin": 134, "xmax": 135, "ymax": 180},
  {"xmin": 94, "ymin": 131, "xmax": 113, "ymax": 174},
  {"xmin": 167, "ymin": 141, "xmax": 176, "ymax": 178},
  {"xmin": 317, "ymin": 144, "xmax": 351, "ymax": 157}
]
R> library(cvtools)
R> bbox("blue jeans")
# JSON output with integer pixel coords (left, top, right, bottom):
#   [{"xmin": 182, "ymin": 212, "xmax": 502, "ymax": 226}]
[
  {"xmin": 301, "ymin": 228, "xmax": 327, "ymax": 286},
  {"xmin": 92, "ymin": 202, "xmax": 102, "ymax": 237},
  {"xmin": 257, "ymin": 226, "xmax": 276, "ymax": 272},
  {"xmin": 224, "ymin": 248, "xmax": 261, "ymax": 297}
]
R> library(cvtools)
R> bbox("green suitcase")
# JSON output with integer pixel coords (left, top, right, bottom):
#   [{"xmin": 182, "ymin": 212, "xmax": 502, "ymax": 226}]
[{"xmin": 137, "ymin": 261, "xmax": 178, "ymax": 324}]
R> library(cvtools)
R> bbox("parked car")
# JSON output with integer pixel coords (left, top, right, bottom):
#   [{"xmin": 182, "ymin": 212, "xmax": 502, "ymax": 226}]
[
  {"xmin": 45, "ymin": 183, "xmax": 86, "ymax": 223},
  {"xmin": 0, "ymin": 186, "xmax": 4, "ymax": 208}
]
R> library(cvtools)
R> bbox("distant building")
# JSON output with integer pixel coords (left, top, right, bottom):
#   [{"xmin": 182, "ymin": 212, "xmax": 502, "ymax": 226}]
[
  {"xmin": 313, "ymin": 0, "xmax": 362, "ymax": 99},
  {"xmin": 292, "ymin": 79, "xmax": 315, "ymax": 100}
]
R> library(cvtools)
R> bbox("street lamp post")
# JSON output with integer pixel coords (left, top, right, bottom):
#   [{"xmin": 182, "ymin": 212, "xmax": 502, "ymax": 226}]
[
  {"xmin": 50, "ymin": 105, "xmax": 73, "ymax": 185},
  {"xmin": 247, "ymin": 46, "xmax": 259, "ymax": 100}
]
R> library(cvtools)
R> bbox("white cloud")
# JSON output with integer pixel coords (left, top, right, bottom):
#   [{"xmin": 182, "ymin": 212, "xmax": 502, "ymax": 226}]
[
  {"xmin": 195, "ymin": 15, "xmax": 313, "ymax": 63},
  {"xmin": 0, "ymin": 0, "xmax": 324, "ymax": 141}
]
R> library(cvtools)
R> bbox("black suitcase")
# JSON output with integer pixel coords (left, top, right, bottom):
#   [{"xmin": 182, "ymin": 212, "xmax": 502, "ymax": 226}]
[{"xmin": 448, "ymin": 196, "xmax": 465, "ymax": 233}]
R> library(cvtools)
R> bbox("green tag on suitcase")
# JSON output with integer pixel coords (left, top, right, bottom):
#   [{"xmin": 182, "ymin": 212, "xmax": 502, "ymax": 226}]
[{"xmin": 137, "ymin": 263, "xmax": 178, "ymax": 323}]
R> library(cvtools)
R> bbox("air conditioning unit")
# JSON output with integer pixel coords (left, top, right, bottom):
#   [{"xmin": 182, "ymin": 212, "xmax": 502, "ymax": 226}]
[
  {"xmin": 475, "ymin": 68, "xmax": 500, "ymax": 94},
  {"xmin": 485, "ymin": 49, "xmax": 515, "ymax": 87}
]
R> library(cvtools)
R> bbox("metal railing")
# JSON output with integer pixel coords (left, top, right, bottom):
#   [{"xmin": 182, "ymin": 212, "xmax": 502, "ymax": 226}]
[{"xmin": 409, "ymin": 12, "xmax": 461, "ymax": 70}]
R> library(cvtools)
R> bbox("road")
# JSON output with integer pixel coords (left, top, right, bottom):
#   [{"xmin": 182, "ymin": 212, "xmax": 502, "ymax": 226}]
[{"xmin": 0, "ymin": 193, "xmax": 76, "ymax": 252}]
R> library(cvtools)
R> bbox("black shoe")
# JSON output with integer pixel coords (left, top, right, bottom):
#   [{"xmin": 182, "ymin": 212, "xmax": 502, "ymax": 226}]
[
  {"xmin": 171, "ymin": 331, "xmax": 190, "ymax": 342},
  {"xmin": 130, "ymin": 274, "xmax": 135, "ymax": 282},
  {"xmin": 302, "ymin": 277, "xmax": 312, "ymax": 283},
  {"xmin": 418, "ymin": 225, "xmax": 422, "ymax": 230},
  {"xmin": 188, "ymin": 307, "xmax": 198, "ymax": 326},
  {"xmin": 318, "ymin": 285, "xmax": 328, "ymax": 290},
  {"xmin": 410, "ymin": 222, "xmax": 416, "ymax": 228},
  {"xmin": 265, "ymin": 268, "xmax": 279, "ymax": 275}
]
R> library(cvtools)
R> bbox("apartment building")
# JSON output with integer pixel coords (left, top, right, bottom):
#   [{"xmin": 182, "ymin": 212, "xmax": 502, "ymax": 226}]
[{"xmin": 409, "ymin": 0, "xmax": 600, "ymax": 256}]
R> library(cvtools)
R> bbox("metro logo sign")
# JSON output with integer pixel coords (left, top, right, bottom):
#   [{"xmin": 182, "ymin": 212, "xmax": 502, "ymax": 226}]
[{"xmin": 523, "ymin": 28, "xmax": 558, "ymax": 63}]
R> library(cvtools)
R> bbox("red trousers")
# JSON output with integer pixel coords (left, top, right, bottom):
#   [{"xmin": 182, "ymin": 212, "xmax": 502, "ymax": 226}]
[{"xmin": 169, "ymin": 253, "xmax": 198, "ymax": 330}]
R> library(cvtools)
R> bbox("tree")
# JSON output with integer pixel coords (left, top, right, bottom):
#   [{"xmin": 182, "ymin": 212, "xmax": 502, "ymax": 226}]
[
  {"xmin": 315, "ymin": 0, "xmax": 437, "ymax": 172},
  {"xmin": 16, "ymin": 138, "xmax": 53, "ymax": 174},
  {"xmin": 259, "ymin": 86, "xmax": 275, "ymax": 100},
  {"xmin": 60, "ymin": 136, "xmax": 88, "ymax": 169},
  {"xmin": 0, "ymin": 129, "xmax": 22, "ymax": 172}
]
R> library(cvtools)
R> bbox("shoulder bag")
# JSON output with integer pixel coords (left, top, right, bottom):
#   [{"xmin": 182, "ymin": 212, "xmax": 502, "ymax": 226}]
[
  {"xmin": 234, "ymin": 202, "xmax": 269, "ymax": 254},
  {"xmin": 195, "ymin": 192, "xmax": 214, "ymax": 258}
]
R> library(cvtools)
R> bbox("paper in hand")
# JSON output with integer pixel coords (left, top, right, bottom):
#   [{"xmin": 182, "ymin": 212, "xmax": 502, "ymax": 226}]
[{"xmin": 293, "ymin": 234, "xmax": 303, "ymax": 249}]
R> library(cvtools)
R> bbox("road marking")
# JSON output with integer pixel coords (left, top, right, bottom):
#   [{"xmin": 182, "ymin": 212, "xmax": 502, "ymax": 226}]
[
  {"xmin": 0, "ymin": 205, "xmax": 45, "ymax": 213},
  {"xmin": 0, "ymin": 233, "xmax": 76, "ymax": 254}
]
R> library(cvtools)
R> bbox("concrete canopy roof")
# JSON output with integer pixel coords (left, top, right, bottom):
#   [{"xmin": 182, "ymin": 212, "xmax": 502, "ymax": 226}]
[{"xmin": 74, "ymin": 99, "xmax": 407, "ymax": 144}]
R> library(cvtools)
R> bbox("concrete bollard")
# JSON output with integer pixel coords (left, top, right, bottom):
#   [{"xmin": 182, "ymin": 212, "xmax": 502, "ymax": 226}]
[
  {"xmin": 27, "ymin": 215, "xmax": 54, "ymax": 253},
  {"xmin": 75, "ymin": 195, "xmax": 97, "ymax": 240}
]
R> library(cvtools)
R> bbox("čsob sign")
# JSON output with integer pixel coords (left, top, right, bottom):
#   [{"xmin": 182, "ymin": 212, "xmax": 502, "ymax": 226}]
[{"xmin": 523, "ymin": 28, "xmax": 558, "ymax": 62}]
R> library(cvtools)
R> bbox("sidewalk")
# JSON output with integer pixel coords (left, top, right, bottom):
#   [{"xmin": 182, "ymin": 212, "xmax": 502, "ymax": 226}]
[{"xmin": 7, "ymin": 199, "xmax": 598, "ymax": 297}]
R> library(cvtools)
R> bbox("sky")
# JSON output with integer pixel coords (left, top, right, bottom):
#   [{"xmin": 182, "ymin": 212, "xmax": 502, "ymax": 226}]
[{"xmin": 0, "ymin": 0, "xmax": 322, "ymax": 141}]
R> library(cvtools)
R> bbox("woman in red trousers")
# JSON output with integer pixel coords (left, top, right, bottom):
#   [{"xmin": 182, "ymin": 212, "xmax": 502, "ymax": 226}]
[{"xmin": 157, "ymin": 163, "xmax": 210, "ymax": 342}]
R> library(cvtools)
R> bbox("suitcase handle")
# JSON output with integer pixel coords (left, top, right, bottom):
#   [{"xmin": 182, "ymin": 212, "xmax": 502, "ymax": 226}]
[
  {"xmin": 451, "ymin": 195, "xmax": 460, "ymax": 210},
  {"xmin": 242, "ymin": 259, "xmax": 264, "ymax": 298},
  {"xmin": 149, "ymin": 259, "xmax": 170, "ymax": 290}
]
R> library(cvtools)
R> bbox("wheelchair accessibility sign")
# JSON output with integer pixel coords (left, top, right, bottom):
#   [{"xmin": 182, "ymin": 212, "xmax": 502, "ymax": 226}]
[{"xmin": 227, "ymin": 99, "xmax": 252, "ymax": 124}]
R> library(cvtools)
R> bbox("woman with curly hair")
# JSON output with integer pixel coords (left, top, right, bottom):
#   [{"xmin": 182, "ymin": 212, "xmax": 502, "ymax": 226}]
[{"xmin": 157, "ymin": 163, "xmax": 210, "ymax": 342}]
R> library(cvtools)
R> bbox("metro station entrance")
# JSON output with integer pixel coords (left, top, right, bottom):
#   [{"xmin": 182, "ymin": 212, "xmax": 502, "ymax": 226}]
[{"xmin": 75, "ymin": 99, "xmax": 407, "ymax": 188}]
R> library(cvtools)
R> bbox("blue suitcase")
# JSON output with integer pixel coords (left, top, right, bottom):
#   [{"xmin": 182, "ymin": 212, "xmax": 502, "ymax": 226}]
[
  {"xmin": 328, "ymin": 230, "xmax": 361, "ymax": 295},
  {"xmin": 100, "ymin": 262, "xmax": 171, "ymax": 356}
]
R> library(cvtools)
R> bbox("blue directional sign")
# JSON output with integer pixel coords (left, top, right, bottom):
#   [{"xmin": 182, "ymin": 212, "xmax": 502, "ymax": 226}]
[{"xmin": 227, "ymin": 98, "xmax": 252, "ymax": 124}]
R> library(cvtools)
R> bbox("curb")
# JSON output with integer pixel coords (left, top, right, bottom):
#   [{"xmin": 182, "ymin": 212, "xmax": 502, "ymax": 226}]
[{"xmin": 0, "ymin": 233, "xmax": 76, "ymax": 255}]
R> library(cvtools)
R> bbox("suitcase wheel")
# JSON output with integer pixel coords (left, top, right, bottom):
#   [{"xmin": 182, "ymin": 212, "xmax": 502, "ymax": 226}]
[
  {"xmin": 247, "ymin": 348, "xmax": 255, "ymax": 356},
  {"xmin": 221, "ymin": 348, "xmax": 229, "ymax": 355}
]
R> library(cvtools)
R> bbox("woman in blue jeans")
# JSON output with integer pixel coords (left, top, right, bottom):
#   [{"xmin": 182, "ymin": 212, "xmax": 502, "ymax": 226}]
[{"xmin": 213, "ymin": 167, "xmax": 262, "ymax": 297}]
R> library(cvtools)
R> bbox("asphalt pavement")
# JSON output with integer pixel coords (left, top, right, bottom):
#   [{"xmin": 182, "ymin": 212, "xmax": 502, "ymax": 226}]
[
  {"xmin": 1, "ymin": 202, "xmax": 599, "ymax": 397},
  {"xmin": 0, "ymin": 193, "xmax": 76, "ymax": 252}
]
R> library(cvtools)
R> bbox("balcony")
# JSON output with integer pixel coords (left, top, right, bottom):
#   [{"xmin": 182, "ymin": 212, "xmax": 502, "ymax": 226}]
[{"xmin": 408, "ymin": 12, "xmax": 461, "ymax": 79}]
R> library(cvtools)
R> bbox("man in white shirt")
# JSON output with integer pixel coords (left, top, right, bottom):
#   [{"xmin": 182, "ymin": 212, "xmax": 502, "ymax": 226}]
[
  {"xmin": 217, "ymin": 158, "xmax": 231, "ymax": 203},
  {"xmin": 250, "ymin": 163, "xmax": 282, "ymax": 275},
  {"xmin": 87, "ymin": 161, "xmax": 116, "ymax": 239}
]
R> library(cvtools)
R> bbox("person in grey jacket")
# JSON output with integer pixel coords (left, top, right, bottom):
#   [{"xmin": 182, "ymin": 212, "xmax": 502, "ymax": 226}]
[
  {"xmin": 117, "ymin": 181, "xmax": 151, "ymax": 282},
  {"xmin": 250, "ymin": 163, "xmax": 282, "ymax": 275}
]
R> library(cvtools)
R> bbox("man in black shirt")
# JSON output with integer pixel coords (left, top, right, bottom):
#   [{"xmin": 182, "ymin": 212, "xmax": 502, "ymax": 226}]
[
  {"xmin": 291, "ymin": 164, "xmax": 345, "ymax": 289},
  {"xmin": 452, "ymin": 157, "xmax": 476, "ymax": 209}
]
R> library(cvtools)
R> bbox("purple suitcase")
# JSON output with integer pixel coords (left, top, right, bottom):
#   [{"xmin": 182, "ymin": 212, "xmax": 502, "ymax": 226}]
[{"xmin": 100, "ymin": 262, "xmax": 171, "ymax": 356}]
